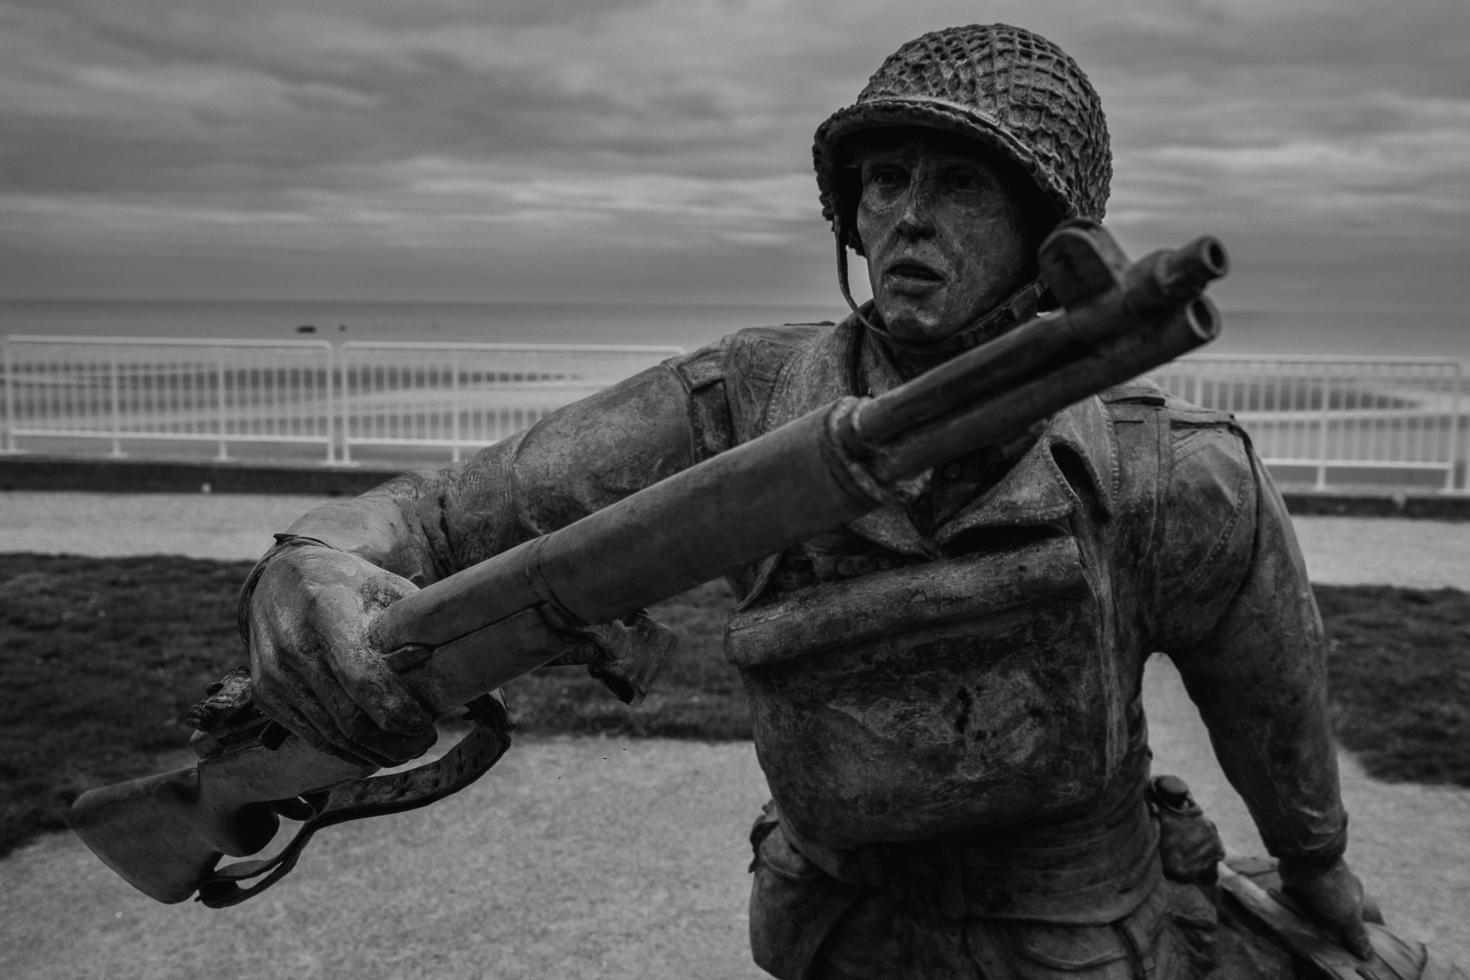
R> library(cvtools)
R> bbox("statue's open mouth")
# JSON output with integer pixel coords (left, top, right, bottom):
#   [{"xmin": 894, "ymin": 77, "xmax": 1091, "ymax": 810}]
[{"xmin": 884, "ymin": 260, "xmax": 944, "ymax": 286}]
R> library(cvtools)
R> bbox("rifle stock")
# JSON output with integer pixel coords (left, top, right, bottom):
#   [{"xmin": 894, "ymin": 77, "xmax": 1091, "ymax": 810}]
[
  {"xmin": 70, "ymin": 219, "xmax": 1229, "ymax": 905},
  {"xmin": 70, "ymin": 739, "xmax": 362, "ymax": 903}
]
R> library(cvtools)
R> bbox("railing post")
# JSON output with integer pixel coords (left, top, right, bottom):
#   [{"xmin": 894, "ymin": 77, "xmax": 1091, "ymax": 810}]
[
  {"xmin": 339, "ymin": 348, "xmax": 353, "ymax": 465},
  {"xmin": 1449, "ymin": 364, "xmax": 1465, "ymax": 493},
  {"xmin": 2, "ymin": 338, "xmax": 14, "ymax": 453},
  {"xmin": 1314, "ymin": 370, "xmax": 1330, "ymax": 490},
  {"xmin": 324, "ymin": 346, "xmax": 336, "ymax": 465},
  {"xmin": 450, "ymin": 359, "xmax": 461, "ymax": 463},
  {"xmin": 215, "ymin": 350, "xmax": 230, "ymax": 461},
  {"xmin": 109, "ymin": 352, "xmax": 124, "ymax": 458}
]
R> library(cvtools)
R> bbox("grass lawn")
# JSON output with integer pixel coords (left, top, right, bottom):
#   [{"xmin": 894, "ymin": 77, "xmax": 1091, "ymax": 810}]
[
  {"xmin": 2, "ymin": 554, "xmax": 1467, "ymax": 857},
  {"xmin": 1314, "ymin": 584, "xmax": 1470, "ymax": 785}
]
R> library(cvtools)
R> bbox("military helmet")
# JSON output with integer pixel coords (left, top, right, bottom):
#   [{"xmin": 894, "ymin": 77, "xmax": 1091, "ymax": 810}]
[{"xmin": 813, "ymin": 23, "xmax": 1112, "ymax": 253}]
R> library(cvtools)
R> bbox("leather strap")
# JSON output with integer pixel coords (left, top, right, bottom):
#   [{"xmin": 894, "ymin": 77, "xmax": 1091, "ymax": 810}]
[{"xmin": 195, "ymin": 693, "xmax": 514, "ymax": 908}]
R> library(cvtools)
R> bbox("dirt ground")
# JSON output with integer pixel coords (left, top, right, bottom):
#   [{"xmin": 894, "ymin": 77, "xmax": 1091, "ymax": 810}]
[{"xmin": 1, "ymin": 491, "xmax": 1467, "ymax": 978}]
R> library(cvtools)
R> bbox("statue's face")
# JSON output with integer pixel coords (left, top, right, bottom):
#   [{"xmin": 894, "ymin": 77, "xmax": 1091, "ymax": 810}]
[{"xmin": 854, "ymin": 131, "xmax": 1032, "ymax": 345}]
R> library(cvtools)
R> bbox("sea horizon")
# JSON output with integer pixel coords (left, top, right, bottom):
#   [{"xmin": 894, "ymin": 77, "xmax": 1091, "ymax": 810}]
[{"xmin": 0, "ymin": 296, "xmax": 1465, "ymax": 363}]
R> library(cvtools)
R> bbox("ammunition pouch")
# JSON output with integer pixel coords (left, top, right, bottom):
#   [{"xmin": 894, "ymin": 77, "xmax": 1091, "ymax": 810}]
[
  {"xmin": 747, "ymin": 801, "xmax": 865, "ymax": 980},
  {"xmin": 1149, "ymin": 774, "xmax": 1227, "ymax": 886}
]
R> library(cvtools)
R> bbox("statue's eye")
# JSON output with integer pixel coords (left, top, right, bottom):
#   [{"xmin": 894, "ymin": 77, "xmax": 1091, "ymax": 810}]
[
  {"xmin": 865, "ymin": 165, "xmax": 906, "ymax": 191},
  {"xmin": 946, "ymin": 168, "xmax": 988, "ymax": 194}
]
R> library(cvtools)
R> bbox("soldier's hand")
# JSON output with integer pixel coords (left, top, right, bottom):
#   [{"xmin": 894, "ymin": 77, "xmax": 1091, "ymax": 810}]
[
  {"xmin": 1278, "ymin": 857, "xmax": 1383, "ymax": 960},
  {"xmin": 245, "ymin": 543, "xmax": 438, "ymax": 768}
]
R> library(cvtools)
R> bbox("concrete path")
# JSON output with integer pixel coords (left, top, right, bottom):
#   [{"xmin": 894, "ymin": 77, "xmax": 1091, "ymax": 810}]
[
  {"xmin": 1, "ymin": 491, "xmax": 1467, "ymax": 978},
  {"xmin": 5, "ymin": 490, "xmax": 1468, "ymax": 588}
]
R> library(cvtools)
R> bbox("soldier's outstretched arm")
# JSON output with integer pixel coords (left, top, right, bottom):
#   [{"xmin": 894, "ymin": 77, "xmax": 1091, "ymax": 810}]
[
  {"xmin": 1157, "ymin": 427, "xmax": 1373, "ymax": 958},
  {"xmin": 242, "ymin": 352, "xmax": 723, "ymax": 767}
]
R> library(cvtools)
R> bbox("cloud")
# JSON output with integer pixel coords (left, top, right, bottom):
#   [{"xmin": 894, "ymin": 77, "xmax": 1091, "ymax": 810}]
[{"xmin": 1, "ymin": 0, "xmax": 1466, "ymax": 317}]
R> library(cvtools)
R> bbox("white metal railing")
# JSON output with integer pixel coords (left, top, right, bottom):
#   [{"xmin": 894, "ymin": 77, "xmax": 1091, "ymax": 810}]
[
  {"xmin": 337, "ymin": 342, "xmax": 684, "ymax": 463},
  {"xmin": 2, "ymin": 336, "xmax": 336, "ymax": 461},
  {"xmin": 1150, "ymin": 356, "xmax": 1465, "ymax": 491},
  {"xmin": 2, "ymin": 337, "xmax": 1466, "ymax": 492}
]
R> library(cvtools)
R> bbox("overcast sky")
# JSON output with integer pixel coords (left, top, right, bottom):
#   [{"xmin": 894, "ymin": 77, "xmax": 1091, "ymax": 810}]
[{"xmin": 2, "ymin": 0, "xmax": 1467, "ymax": 318}]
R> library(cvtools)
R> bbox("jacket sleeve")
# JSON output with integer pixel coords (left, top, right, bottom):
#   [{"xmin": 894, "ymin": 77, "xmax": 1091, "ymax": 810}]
[
  {"xmin": 275, "ymin": 343, "xmax": 738, "ymax": 586},
  {"xmin": 1154, "ymin": 420, "xmax": 1349, "ymax": 867}
]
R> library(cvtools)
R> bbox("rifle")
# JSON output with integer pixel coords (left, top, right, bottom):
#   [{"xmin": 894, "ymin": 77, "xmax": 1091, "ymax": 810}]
[{"xmin": 70, "ymin": 219, "xmax": 1229, "ymax": 907}]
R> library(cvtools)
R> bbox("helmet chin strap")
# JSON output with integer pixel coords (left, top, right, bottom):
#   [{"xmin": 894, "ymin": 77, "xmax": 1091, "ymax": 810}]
[{"xmin": 836, "ymin": 236, "xmax": 1046, "ymax": 359}]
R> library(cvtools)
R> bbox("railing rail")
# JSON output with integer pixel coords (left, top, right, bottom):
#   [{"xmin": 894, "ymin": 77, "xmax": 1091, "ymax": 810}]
[
  {"xmin": 2, "ymin": 336, "xmax": 1466, "ymax": 492},
  {"xmin": 336, "ymin": 342, "xmax": 685, "ymax": 463},
  {"xmin": 1148, "ymin": 355, "xmax": 1466, "ymax": 492},
  {"xmin": 1, "ymin": 335, "xmax": 337, "ymax": 462}
]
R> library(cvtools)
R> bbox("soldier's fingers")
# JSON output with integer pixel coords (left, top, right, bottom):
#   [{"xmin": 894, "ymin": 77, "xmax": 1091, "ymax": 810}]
[
  {"xmin": 287, "ymin": 645, "xmax": 432, "ymax": 767},
  {"xmin": 1340, "ymin": 920, "xmax": 1373, "ymax": 961},
  {"xmin": 1282, "ymin": 880, "xmax": 1374, "ymax": 962},
  {"xmin": 309, "ymin": 584, "xmax": 433, "ymax": 729},
  {"xmin": 250, "ymin": 626, "xmax": 389, "ymax": 767},
  {"xmin": 332, "ymin": 644, "xmax": 437, "ymax": 737},
  {"xmin": 249, "ymin": 677, "xmax": 313, "ymax": 742},
  {"xmin": 246, "ymin": 562, "xmax": 429, "ymax": 766},
  {"xmin": 1182, "ymin": 837, "xmax": 1225, "ymax": 864},
  {"xmin": 277, "ymin": 660, "xmax": 413, "ymax": 769},
  {"xmin": 251, "ymin": 661, "xmax": 380, "ymax": 767},
  {"xmin": 316, "ymin": 675, "xmax": 436, "ymax": 769},
  {"xmin": 353, "ymin": 588, "xmax": 439, "ymax": 737},
  {"xmin": 345, "ymin": 716, "xmax": 437, "ymax": 767}
]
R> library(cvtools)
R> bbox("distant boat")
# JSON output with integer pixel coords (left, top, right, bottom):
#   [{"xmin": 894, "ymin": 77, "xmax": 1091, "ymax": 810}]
[{"xmin": 295, "ymin": 325, "xmax": 317, "ymax": 334}]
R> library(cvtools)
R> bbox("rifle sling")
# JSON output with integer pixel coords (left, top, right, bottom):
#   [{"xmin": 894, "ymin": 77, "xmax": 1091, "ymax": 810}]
[{"xmin": 195, "ymin": 693, "xmax": 514, "ymax": 909}]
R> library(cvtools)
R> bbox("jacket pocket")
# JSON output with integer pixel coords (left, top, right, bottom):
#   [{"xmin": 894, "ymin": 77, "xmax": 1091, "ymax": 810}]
[{"xmin": 748, "ymin": 804, "xmax": 863, "ymax": 980}]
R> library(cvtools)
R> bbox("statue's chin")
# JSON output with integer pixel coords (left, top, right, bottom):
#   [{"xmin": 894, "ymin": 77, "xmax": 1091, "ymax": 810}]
[
  {"xmin": 872, "ymin": 307, "xmax": 955, "ymax": 346},
  {"xmin": 884, "ymin": 321, "xmax": 975, "ymax": 352},
  {"xmin": 874, "ymin": 283, "xmax": 1028, "ymax": 351}
]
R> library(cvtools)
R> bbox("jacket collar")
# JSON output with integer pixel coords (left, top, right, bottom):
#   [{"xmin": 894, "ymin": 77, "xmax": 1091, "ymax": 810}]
[{"xmin": 762, "ymin": 313, "xmax": 1117, "ymax": 555}]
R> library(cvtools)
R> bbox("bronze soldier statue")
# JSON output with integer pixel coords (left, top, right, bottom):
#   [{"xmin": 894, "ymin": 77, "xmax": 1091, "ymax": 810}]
[{"xmin": 238, "ymin": 23, "xmax": 1387, "ymax": 979}]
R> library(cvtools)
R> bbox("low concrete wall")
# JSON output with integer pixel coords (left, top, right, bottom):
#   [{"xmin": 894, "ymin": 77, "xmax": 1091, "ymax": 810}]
[
  {"xmin": 1282, "ymin": 488, "xmax": 1470, "ymax": 520},
  {"xmin": 0, "ymin": 455, "xmax": 403, "ymax": 497},
  {"xmin": 4, "ymin": 454, "xmax": 1470, "ymax": 519}
]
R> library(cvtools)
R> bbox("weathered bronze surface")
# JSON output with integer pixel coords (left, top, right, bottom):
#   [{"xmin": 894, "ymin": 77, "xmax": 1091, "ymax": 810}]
[
  {"xmin": 69, "ymin": 221, "xmax": 1222, "ymax": 912},
  {"xmin": 68, "ymin": 17, "xmax": 1457, "ymax": 980}
]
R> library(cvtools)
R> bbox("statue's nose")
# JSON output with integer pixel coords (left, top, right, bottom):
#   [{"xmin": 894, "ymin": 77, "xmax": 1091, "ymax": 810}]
[{"xmin": 893, "ymin": 185, "xmax": 937, "ymax": 239}]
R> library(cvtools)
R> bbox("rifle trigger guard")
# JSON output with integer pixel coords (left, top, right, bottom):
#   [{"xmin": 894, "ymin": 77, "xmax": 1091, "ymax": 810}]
[{"xmin": 195, "ymin": 693, "xmax": 514, "ymax": 909}]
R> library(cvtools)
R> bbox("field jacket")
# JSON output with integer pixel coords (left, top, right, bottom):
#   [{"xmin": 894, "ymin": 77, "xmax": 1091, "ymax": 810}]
[{"xmin": 285, "ymin": 312, "xmax": 1349, "ymax": 890}]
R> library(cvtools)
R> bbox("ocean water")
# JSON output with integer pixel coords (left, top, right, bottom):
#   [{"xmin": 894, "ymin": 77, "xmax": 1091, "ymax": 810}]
[
  {"xmin": 0, "ymin": 298, "xmax": 1464, "ymax": 362},
  {"xmin": 1215, "ymin": 309, "xmax": 1468, "ymax": 362},
  {"xmin": 0, "ymin": 299, "xmax": 840, "ymax": 354}
]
